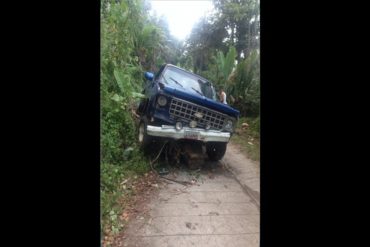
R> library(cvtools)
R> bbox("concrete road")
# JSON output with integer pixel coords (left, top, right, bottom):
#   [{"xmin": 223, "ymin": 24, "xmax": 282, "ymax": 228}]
[
  {"xmin": 222, "ymin": 143, "xmax": 260, "ymax": 207},
  {"xmin": 120, "ymin": 143, "xmax": 260, "ymax": 247}
]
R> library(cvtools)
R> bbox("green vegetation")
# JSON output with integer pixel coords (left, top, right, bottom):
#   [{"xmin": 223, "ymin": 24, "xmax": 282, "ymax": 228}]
[
  {"xmin": 100, "ymin": 0, "xmax": 260, "ymax": 242},
  {"xmin": 231, "ymin": 117, "xmax": 260, "ymax": 161},
  {"xmin": 184, "ymin": 0, "xmax": 260, "ymax": 116}
]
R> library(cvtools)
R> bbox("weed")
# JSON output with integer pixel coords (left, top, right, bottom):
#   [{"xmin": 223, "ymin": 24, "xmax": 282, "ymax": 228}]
[{"xmin": 231, "ymin": 117, "xmax": 260, "ymax": 161}]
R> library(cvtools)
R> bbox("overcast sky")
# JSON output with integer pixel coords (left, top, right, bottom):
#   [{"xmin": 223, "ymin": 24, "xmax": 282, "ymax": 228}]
[{"xmin": 149, "ymin": 0, "xmax": 214, "ymax": 40}]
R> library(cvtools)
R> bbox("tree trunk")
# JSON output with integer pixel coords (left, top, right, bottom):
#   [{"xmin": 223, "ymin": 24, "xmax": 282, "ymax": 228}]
[
  {"xmin": 231, "ymin": 24, "xmax": 235, "ymax": 46},
  {"xmin": 245, "ymin": 22, "xmax": 251, "ymax": 59}
]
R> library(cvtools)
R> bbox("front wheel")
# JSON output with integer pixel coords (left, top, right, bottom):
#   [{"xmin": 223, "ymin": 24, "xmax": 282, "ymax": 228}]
[
  {"xmin": 206, "ymin": 142, "xmax": 227, "ymax": 161},
  {"xmin": 138, "ymin": 118, "xmax": 152, "ymax": 150}
]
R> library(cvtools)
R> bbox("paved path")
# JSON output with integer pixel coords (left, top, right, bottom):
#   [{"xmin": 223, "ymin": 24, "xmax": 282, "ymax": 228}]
[
  {"xmin": 222, "ymin": 143, "xmax": 260, "ymax": 207},
  {"xmin": 120, "ymin": 143, "xmax": 260, "ymax": 247}
]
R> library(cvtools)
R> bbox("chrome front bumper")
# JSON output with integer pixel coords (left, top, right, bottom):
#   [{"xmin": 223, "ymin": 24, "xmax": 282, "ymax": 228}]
[{"xmin": 146, "ymin": 125, "xmax": 230, "ymax": 143}]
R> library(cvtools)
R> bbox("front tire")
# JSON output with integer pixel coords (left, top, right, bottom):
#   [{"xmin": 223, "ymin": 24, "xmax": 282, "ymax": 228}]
[
  {"xmin": 138, "ymin": 118, "xmax": 151, "ymax": 150},
  {"xmin": 206, "ymin": 142, "xmax": 227, "ymax": 161}
]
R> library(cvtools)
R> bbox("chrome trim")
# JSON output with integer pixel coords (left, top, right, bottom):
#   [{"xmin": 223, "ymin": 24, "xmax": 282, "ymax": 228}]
[
  {"xmin": 146, "ymin": 125, "xmax": 230, "ymax": 143},
  {"xmin": 169, "ymin": 97, "xmax": 230, "ymax": 131}
]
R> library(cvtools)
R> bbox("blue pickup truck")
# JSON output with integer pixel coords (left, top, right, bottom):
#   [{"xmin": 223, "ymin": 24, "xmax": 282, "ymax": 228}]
[{"xmin": 136, "ymin": 64, "xmax": 240, "ymax": 165}]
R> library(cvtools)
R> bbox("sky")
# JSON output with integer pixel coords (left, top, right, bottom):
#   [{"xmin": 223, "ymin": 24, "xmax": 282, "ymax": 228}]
[{"xmin": 149, "ymin": 0, "xmax": 214, "ymax": 41}]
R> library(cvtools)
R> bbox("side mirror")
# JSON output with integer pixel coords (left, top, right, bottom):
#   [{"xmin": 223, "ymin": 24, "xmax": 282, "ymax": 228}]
[{"xmin": 144, "ymin": 72, "xmax": 154, "ymax": 81}]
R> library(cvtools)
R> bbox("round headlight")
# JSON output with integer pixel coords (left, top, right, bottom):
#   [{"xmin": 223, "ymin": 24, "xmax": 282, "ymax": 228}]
[
  {"xmin": 175, "ymin": 121, "xmax": 183, "ymax": 130},
  {"xmin": 224, "ymin": 120, "xmax": 233, "ymax": 131},
  {"xmin": 157, "ymin": 95, "xmax": 167, "ymax": 106},
  {"xmin": 189, "ymin": 120, "xmax": 197, "ymax": 128}
]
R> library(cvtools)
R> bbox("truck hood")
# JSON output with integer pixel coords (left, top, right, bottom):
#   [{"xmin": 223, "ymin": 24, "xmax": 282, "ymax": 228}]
[{"xmin": 161, "ymin": 85, "xmax": 240, "ymax": 119}]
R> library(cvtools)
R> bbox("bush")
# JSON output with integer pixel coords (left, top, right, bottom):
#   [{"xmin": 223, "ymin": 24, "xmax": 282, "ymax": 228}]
[
  {"xmin": 228, "ymin": 51, "xmax": 260, "ymax": 116},
  {"xmin": 101, "ymin": 100, "xmax": 137, "ymax": 165}
]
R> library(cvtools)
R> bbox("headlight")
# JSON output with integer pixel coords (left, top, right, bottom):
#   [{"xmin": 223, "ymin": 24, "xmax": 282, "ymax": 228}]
[
  {"xmin": 157, "ymin": 95, "xmax": 167, "ymax": 106},
  {"xmin": 224, "ymin": 120, "xmax": 233, "ymax": 131},
  {"xmin": 175, "ymin": 121, "xmax": 183, "ymax": 130}
]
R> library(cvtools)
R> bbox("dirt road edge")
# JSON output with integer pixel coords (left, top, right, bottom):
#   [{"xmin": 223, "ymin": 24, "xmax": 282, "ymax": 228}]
[
  {"xmin": 222, "ymin": 160, "xmax": 260, "ymax": 208},
  {"xmin": 221, "ymin": 143, "xmax": 260, "ymax": 208}
]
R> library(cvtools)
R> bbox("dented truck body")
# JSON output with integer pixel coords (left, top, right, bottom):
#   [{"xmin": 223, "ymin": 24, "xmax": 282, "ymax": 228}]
[{"xmin": 137, "ymin": 64, "xmax": 240, "ymax": 166}]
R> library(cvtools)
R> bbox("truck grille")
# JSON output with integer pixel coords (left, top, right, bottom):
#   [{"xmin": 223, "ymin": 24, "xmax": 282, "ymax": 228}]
[{"xmin": 169, "ymin": 98, "xmax": 227, "ymax": 130}]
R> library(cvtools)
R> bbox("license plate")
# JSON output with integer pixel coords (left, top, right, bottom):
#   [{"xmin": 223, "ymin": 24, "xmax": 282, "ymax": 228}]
[{"xmin": 184, "ymin": 130, "xmax": 200, "ymax": 140}]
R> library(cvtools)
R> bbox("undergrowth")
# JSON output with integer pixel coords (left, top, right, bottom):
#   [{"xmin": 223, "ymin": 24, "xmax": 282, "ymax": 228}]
[{"xmin": 231, "ymin": 117, "xmax": 260, "ymax": 162}]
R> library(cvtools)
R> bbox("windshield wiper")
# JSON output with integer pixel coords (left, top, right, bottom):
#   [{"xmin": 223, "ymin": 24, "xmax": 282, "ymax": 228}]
[
  {"xmin": 169, "ymin": 77, "xmax": 183, "ymax": 87},
  {"xmin": 192, "ymin": 87, "xmax": 204, "ymax": 96}
]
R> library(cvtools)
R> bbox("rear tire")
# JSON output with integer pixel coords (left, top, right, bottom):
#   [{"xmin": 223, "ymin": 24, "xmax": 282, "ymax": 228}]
[{"xmin": 206, "ymin": 142, "xmax": 227, "ymax": 161}]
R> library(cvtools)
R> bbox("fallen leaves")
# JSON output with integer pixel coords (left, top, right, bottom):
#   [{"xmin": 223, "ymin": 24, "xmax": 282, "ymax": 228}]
[
  {"xmin": 121, "ymin": 212, "xmax": 129, "ymax": 222},
  {"xmin": 103, "ymin": 171, "xmax": 161, "ymax": 246}
]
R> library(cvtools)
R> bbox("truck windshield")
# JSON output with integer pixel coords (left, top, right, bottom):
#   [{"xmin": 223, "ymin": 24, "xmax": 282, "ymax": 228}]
[{"xmin": 162, "ymin": 67, "xmax": 217, "ymax": 100}]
